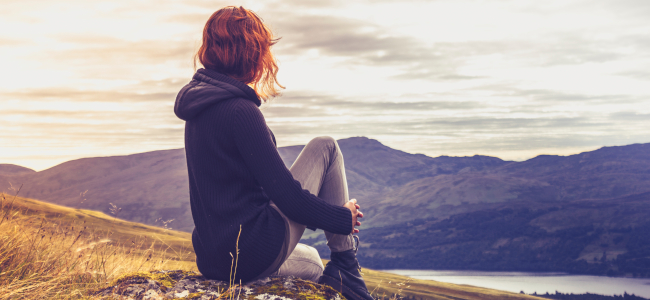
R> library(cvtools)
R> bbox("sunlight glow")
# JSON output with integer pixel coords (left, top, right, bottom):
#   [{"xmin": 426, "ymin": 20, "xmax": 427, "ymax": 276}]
[{"xmin": 1, "ymin": 0, "xmax": 649, "ymax": 170}]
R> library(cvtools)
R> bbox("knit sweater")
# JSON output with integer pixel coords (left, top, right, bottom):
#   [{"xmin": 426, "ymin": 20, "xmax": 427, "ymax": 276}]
[{"xmin": 174, "ymin": 68, "xmax": 353, "ymax": 282}]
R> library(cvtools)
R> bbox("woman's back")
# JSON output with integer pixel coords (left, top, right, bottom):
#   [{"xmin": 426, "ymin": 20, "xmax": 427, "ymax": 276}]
[
  {"xmin": 175, "ymin": 7, "xmax": 371, "ymax": 299},
  {"xmin": 176, "ymin": 69, "xmax": 286, "ymax": 281},
  {"xmin": 176, "ymin": 68, "xmax": 352, "ymax": 282}
]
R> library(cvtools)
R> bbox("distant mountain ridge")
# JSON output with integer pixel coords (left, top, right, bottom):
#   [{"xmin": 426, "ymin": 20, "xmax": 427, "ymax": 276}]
[
  {"xmin": 2, "ymin": 137, "xmax": 650, "ymax": 276},
  {"xmin": 2, "ymin": 138, "xmax": 649, "ymax": 231},
  {"xmin": 0, "ymin": 149, "xmax": 191, "ymax": 229},
  {"xmin": 0, "ymin": 137, "xmax": 519, "ymax": 232},
  {"xmin": 0, "ymin": 164, "xmax": 35, "ymax": 176}
]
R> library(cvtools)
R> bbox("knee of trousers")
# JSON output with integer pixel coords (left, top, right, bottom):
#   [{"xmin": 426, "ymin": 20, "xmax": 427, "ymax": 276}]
[
  {"xmin": 301, "ymin": 245, "xmax": 325, "ymax": 281},
  {"xmin": 281, "ymin": 244, "xmax": 324, "ymax": 282},
  {"xmin": 306, "ymin": 136, "xmax": 339, "ymax": 157}
]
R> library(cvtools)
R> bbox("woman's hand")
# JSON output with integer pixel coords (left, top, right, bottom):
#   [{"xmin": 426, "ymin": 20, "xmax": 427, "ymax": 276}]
[{"xmin": 343, "ymin": 198, "xmax": 363, "ymax": 234}]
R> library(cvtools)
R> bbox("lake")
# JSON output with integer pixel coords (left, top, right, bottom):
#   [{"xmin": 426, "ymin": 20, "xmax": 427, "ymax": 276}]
[{"xmin": 383, "ymin": 270, "xmax": 650, "ymax": 298}]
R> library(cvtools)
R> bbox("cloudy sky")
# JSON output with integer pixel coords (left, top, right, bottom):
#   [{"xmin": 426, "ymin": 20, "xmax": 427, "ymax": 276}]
[{"xmin": 2, "ymin": 0, "xmax": 649, "ymax": 171}]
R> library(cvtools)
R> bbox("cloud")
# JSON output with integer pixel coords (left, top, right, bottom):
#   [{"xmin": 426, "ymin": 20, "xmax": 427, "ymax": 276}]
[
  {"xmin": 262, "ymin": 1, "xmax": 650, "ymax": 84},
  {"xmin": 471, "ymin": 84, "xmax": 642, "ymax": 105},
  {"xmin": 118, "ymin": 1, "xmax": 650, "ymax": 83},
  {"xmin": 0, "ymin": 84, "xmax": 184, "ymax": 166},
  {"xmin": 4, "ymin": 89, "xmax": 178, "ymax": 103},
  {"xmin": 0, "ymin": 37, "xmax": 29, "ymax": 46},
  {"xmin": 43, "ymin": 40, "xmax": 196, "ymax": 77},
  {"xmin": 262, "ymin": 83, "xmax": 649, "ymax": 159},
  {"xmin": 270, "ymin": 14, "xmax": 471, "ymax": 80},
  {"xmin": 609, "ymin": 111, "xmax": 650, "ymax": 121},
  {"xmin": 264, "ymin": 91, "xmax": 484, "ymax": 116},
  {"xmin": 617, "ymin": 70, "xmax": 650, "ymax": 80}
]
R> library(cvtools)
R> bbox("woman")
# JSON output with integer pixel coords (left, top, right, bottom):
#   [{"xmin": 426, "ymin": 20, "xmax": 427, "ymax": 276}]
[{"xmin": 174, "ymin": 6, "xmax": 374, "ymax": 300}]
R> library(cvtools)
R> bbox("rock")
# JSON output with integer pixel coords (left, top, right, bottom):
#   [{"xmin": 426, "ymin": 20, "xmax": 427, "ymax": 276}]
[{"xmin": 95, "ymin": 270, "xmax": 344, "ymax": 300}]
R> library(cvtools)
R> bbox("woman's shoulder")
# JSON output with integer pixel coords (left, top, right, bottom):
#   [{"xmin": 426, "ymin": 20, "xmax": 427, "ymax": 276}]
[
  {"xmin": 193, "ymin": 97, "xmax": 265, "ymax": 130},
  {"xmin": 231, "ymin": 97, "xmax": 260, "ymax": 108},
  {"xmin": 198, "ymin": 97, "xmax": 259, "ymax": 115},
  {"xmin": 228, "ymin": 97, "xmax": 264, "ymax": 118}
]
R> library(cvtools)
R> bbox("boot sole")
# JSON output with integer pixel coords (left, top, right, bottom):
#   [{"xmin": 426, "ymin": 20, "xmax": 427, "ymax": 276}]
[{"xmin": 319, "ymin": 273, "xmax": 373, "ymax": 300}]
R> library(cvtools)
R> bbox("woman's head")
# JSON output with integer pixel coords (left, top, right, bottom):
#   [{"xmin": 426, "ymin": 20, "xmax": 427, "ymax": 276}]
[{"xmin": 195, "ymin": 6, "xmax": 283, "ymax": 101}]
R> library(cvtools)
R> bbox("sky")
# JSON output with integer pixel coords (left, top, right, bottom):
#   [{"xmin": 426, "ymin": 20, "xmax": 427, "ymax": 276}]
[{"xmin": 1, "ymin": 0, "xmax": 649, "ymax": 171}]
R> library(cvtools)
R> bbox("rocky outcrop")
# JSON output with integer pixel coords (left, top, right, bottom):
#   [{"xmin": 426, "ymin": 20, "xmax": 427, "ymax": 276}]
[{"xmin": 95, "ymin": 270, "xmax": 343, "ymax": 300}]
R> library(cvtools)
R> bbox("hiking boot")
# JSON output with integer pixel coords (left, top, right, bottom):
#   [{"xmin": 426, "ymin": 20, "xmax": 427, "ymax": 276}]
[{"xmin": 318, "ymin": 236, "xmax": 374, "ymax": 300}]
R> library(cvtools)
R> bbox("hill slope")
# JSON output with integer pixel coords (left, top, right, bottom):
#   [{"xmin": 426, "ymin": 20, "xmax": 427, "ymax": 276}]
[
  {"xmin": 0, "ymin": 149, "xmax": 192, "ymax": 230},
  {"xmin": 0, "ymin": 163, "xmax": 35, "ymax": 176}
]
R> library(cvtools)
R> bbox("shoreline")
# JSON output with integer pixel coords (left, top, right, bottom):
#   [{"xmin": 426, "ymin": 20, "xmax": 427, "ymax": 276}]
[
  {"xmin": 376, "ymin": 268, "xmax": 650, "ymax": 279},
  {"xmin": 381, "ymin": 269, "xmax": 650, "ymax": 298}
]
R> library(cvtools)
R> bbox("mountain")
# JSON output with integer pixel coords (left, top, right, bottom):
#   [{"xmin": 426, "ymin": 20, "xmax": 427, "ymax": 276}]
[
  {"xmin": 0, "ymin": 164, "xmax": 35, "ymax": 176},
  {"xmin": 2, "ymin": 137, "xmax": 650, "ymax": 276},
  {"xmin": 362, "ymin": 143, "xmax": 650, "ymax": 228},
  {"xmin": 0, "ymin": 137, "xmax": 512, "ymax": 232},
  {"xmin": 0, "ymin": 149, "xmax": 192, "ymax": 230},
  {"xmin": 350, "ymin": 192, "xmax": 650, "ymax": 276}
]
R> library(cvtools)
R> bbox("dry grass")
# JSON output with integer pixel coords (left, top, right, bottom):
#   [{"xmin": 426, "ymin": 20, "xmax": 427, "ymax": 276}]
[{"xmin": 0, "ymin": 192, "xmax": 196, "ymax": 299}]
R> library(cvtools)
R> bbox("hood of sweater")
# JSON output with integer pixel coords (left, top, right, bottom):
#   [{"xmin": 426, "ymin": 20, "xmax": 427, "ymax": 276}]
[{"xmin": 174, "ymin": 68, "xmax": 261, "ymax": 121}]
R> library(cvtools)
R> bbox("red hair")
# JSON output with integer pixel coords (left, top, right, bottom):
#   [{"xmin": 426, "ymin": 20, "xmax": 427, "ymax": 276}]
[{"xmin": 195, "ymin": 6, "xmax": 283, "ymax": 102}]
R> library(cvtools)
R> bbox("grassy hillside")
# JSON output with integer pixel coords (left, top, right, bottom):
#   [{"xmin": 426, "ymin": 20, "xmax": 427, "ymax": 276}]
[
  {"xmin": 0, "ymin": 192, "xmax": 196, "ymax": 299},
  {"xmin": 0, "ymin": 193, "xmax": 545, "ymax": 300}
]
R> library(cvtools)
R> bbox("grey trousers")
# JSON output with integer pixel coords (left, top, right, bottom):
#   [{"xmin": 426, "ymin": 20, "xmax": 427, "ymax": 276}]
[{"xmin": 260, "ymin": 136, "xmax": 355, "ymax": 282}]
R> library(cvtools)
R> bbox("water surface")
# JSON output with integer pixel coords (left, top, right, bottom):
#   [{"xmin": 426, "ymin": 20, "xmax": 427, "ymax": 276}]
[{"xmin": 383, "ymin": 270, "xmax": 650, "ymax": 298}]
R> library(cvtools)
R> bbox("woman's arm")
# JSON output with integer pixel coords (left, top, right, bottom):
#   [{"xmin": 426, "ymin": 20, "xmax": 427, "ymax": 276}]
[{"xmin": 232, "ymin": 101, "xmax": 353, "ymax": 235}]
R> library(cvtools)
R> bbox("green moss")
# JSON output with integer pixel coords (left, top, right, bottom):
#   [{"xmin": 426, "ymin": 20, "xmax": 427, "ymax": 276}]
[
  {"xmin": 110, "ymin": 271, "xmax": 155, "ymax": 286},
  {"xmin": 110, "ymin": 270, "xmax": 200, "ymax": 288},
  {"xmin": 154, "ymin": 273, "xmax": 176, "ymax": 287}
]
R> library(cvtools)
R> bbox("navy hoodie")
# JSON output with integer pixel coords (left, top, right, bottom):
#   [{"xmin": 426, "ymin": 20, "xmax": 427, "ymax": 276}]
[{"xmin": 174, "ymin": 68, "xmax": 352, "ymax": 282}]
